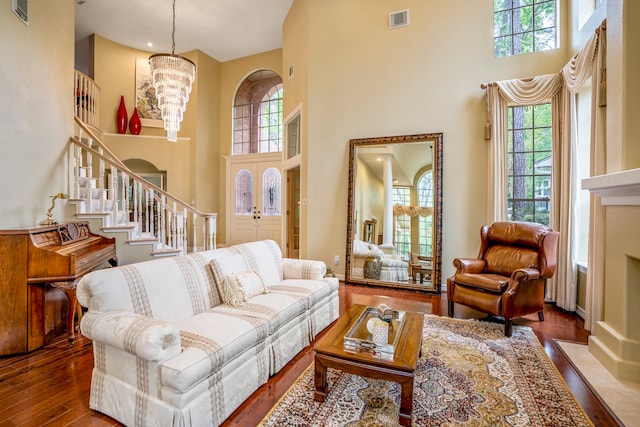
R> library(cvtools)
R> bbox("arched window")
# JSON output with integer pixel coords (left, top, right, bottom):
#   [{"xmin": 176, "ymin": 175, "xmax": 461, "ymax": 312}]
[
  {"xmin": 418, "ymin": 171, "xmax": 433, "ymax": 256},
  {"xmin": 233, "ymin": 70, "xmax": 283, "ymax": 155}
]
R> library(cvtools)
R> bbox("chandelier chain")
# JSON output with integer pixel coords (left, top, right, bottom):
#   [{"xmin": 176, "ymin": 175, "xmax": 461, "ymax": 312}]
[{"xmin": 171, "ymin": 0, "xmax": 176, "ymax": 55}]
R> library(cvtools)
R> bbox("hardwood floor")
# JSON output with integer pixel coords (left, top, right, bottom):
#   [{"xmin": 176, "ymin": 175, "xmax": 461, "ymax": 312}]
[{"xmin": 0, "ymin": 283, "xmax": 621, "ymax": 426}]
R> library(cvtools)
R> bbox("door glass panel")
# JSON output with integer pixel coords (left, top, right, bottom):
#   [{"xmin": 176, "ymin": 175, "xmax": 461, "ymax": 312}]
[
  {"xmin": 235, "ymin": 169, "xmax": 253, "ymax": 215},
  {"xmin": 262, "ymin": 167, "xmax": 281, "ymax": 216}
]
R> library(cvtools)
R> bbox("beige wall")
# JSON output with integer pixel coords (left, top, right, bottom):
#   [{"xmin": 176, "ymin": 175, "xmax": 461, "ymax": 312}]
[
  {"xmin": 282, "ymin": 0, "xmax": 309, "ymax": 256},
  {"xmin": 295, "ymin": 0, "xmax": 570, "ymax": 277},
  {"xmin": 0, "ymin": 0, "xmax": 75, "ymax": 227},
  {"xmin": 191, "ymin": 51, "xmax": 222, "ymax": 216}
]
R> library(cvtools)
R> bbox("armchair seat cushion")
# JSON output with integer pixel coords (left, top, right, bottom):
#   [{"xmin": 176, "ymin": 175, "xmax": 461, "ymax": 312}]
[
  {"xmin": 380, "ymin": 258, "xmax": 407, "ymax": 268},
  {"xmin": 454, "ymin": 272, "xmax": 509, "ymax": 293}
]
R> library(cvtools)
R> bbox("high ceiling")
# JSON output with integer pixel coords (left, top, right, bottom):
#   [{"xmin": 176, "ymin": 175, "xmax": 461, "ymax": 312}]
[{"xmin": 74, "ymin": 0, "xmax": 294, "ymax": 62}]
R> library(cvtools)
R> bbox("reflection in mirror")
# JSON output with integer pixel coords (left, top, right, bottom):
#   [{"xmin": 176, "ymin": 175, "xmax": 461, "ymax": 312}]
[{"xmin": 345, "ymin": 133, "xmax": 442, "ymax": 292}]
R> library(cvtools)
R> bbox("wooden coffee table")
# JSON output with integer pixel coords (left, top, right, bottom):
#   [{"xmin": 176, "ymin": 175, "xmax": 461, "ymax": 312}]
[{"xmin": 314, "ymin": 304, "xmax": 424, "ymax": 426}]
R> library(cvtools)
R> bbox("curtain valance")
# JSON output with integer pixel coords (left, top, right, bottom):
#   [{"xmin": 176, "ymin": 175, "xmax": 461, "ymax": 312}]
[
  {"xmin": 562, "ymin": 31, "xmax": 600, "ymax": 93},
  {"xmin": 393, "ymin": 205, "xmax": 433, "ymax": 217},
  {"xmin": 497, "ymin": 73, "xmax": 563, "ymax": 105}
]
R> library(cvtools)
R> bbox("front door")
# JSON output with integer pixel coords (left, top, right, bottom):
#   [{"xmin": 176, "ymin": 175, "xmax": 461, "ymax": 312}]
[{"xmin": 226, "ymin": 154, "xmax": 283, "ymax": 247}]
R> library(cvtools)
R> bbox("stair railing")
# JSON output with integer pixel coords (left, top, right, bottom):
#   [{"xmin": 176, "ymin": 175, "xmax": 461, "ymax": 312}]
[
  {"xmin": 75, "ymin": 71, "xmax": 100, "ymax": 132},
  {"xmin": 71, "ymin": 117, "xmax": 217, "ymax": 254}
]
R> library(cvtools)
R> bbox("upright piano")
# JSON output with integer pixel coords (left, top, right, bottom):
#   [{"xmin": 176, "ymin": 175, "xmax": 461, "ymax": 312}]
[{"xmin": 0, "ymin": 221, "xmax": 117, "ymax": 355}]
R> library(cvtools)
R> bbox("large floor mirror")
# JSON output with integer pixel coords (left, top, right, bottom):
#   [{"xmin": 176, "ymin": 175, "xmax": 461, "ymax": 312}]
[{"xmin": 345, "ymin": 133, "xmax": 442, "ymax": 292}]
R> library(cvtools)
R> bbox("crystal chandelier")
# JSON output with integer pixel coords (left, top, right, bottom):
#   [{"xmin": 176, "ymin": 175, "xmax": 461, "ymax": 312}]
[{"xmin": 149, "ymin": 0, "xmax": 195, "ymax": 142}]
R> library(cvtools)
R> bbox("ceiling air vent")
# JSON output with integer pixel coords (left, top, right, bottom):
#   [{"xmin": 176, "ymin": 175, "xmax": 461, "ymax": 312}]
[
  {"xmin": 389, "ymin": 9, "xmax": 409, "ymax": 29},
  {"xmin": 12, "ymin": 0, "xmax": 28, "ymax": 26}
]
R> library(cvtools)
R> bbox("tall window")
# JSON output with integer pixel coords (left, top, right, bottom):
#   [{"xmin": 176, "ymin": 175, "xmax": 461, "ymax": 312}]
[
  {"xmin": 258, "ymin": 86, "xmax": 283, "ymax": 153},
  {"xmin": 494, "ymin": 0, "xmax": 557, "ymax": 58},
  {"xmin": 575, "ymin": 82, "xmax": 592, "ymax": 265},
  {"xmin": 507, "ymin": 104, "xmax": 552, "ymax": 225},
  {"xmin": 233, "ymin": 70, "xmax": 283, "ymax": 155},
  {"xmin": 393, "ymin": 187, "xmax": 410, "ymax": 260},
  {"xmin": 417, "ymin": 171, "xmax": 433, "ymax": 256}
]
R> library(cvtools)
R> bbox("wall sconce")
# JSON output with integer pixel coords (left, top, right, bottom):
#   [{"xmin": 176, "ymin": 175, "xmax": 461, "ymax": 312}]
[{"xmin": 40, "ymin": 193, "xmax": 69, "ymax": 226}]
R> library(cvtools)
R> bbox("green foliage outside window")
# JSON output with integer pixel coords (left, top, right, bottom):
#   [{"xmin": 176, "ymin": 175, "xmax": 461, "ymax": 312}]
[
  {"xmin": 494, "ymin": 0, "xmax": 557, "ymax": 58},
  {"xmin": 507, "ymin": 104, "xmax": 552, "ymax": 225}
]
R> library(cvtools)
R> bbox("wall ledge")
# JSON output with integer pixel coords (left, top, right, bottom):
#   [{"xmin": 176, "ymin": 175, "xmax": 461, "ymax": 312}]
[{"xmin": 582, "ymin": 168, "xmax": 640, "ymax": 205}]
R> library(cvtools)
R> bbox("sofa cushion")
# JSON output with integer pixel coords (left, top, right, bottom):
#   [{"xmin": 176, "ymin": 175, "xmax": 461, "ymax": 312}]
[
  {"xmin": 161, "ymin": 310, "xmax": 269, "ymax": 393},
  {"xmin": 77, "ymin": 256, "xmax": 214, "ymax": 323},
  {"xmin": 210, "ymin": 292, "xmax": 308, "ymax": 334},
  {"xmin": 268, "ymin": 278, "xmax": 338, "ymax": 306},
  {"xmin": 232, "ymin": 240, "xmax": 283, "ymax": 285},
  {"xmin": 282, "ymin": 259, "xmax": 327, "ymax": 280}
]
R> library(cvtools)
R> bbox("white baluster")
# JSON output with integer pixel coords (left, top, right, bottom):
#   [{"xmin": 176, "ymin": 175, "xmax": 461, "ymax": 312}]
[
  {"xmin": 192, "ymin": 212, "xmax": 198, "ymax": 252},
  {"xmin": 148, "ymin": 189, "xmax": 154, "ymax": 237},
  {"xmin": 182, "ymin": 208, "xmax": 187, "ymax": 254},
  {"xmin": 110, "ymin": 166, "xmax": 118, "ymax": 224},
  {"xmin": 159, "ymin": 195, "xmax": 166, "ymax": 249},
  {"xmin": 122, "ymin": 173, "xmax": 129, "ymax": 225},
  {"xmin": 171, "ymin": 201, "xmax": 177, "ymax": 250}
]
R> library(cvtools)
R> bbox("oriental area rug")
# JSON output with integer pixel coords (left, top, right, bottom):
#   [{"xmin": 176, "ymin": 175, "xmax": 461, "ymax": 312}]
[{"xmin": 259, "ymin": 315, "xmax": 593, "ymax": 427}]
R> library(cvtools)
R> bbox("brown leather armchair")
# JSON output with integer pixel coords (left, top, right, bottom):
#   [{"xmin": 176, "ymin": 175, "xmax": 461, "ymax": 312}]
[{"xmin": 447, "ymin": 221, "xmax": 559, "ymax": 336}]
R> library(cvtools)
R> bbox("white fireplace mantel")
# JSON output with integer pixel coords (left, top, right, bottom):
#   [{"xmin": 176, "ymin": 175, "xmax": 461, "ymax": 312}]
[{"xmin": 582, "ymin": 168, "xmax": 640, "ymax": 205}]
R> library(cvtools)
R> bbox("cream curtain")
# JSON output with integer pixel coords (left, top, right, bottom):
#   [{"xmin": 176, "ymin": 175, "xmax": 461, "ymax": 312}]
[
  {"xmin": 553, "ymin": 31, "xmax": 600, "ymax": 311},
  {"xmin": 486, "ymin": 85, "xmax": 509, "ymax": 223},
  {"xmin": 486, "ymin": 22, "xmax": 605, "ymax": 313}
]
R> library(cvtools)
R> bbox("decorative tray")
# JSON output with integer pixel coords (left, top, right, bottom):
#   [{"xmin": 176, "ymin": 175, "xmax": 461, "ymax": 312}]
[{"xmin": 343, "ymin": 306, "xmax": 406, "ymax": 360}]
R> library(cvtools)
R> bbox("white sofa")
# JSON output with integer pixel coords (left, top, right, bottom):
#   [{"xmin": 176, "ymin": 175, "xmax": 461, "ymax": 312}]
[
  {"xmin": 77, "ymin": 240, "xmax": 339, "ymax": 427},
  {"xmin": 351, "ymin": 239, "xmax": 409, "ymax": 281}
]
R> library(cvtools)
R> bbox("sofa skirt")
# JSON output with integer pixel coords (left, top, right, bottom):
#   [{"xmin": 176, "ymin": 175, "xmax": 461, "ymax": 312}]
[{"xmin": 89, "ymin": 343, "xmax": 271, "ymax": 427}]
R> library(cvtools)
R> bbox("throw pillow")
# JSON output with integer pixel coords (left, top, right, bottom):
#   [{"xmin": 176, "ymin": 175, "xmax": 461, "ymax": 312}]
[
  {"xmin": 222, "ymin": 270, "xmax": 269, "ymax": 306},
  {"xmin": 209, "ymin": 254, "xmax": 248, "ymax": 301},
  {"xmin": 221, "ymin": 274, "xmax": 245, "ymax": 306}
]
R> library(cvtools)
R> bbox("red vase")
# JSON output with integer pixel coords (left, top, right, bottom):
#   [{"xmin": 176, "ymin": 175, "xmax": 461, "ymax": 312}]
[
  {"xmin": 116, "ymin": 96, "xmax": 127, "ymax": 134},
  {"xmin": 129, "ymin": 108, "xmax": 142, "ymax": 135}
]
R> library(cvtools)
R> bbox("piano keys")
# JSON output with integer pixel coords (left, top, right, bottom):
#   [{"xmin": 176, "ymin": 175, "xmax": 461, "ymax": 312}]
[{"xmin": 0, "ymin": 221, "xmax": 117, "ymax": 355}]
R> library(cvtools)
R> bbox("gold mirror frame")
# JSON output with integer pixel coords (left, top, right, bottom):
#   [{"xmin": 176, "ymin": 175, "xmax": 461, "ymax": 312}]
[{"xmin": 345, "ymin": 133, "xmax": 443, "ymax": 292}]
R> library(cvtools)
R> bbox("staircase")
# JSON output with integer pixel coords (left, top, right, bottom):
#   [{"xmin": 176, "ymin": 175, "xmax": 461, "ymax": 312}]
[{"xmin": 70, "ymin": 71, "xmax": 216, "ymax": 263}]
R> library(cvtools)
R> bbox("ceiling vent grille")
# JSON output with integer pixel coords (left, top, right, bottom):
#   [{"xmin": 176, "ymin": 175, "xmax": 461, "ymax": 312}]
[
  {"xmin": 389, "ymin": 9, "xmax": 409, "ymax": 29},
  {"xmin": 12, "ymin": 0, "xmax": 28, "ymax": 26}
]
